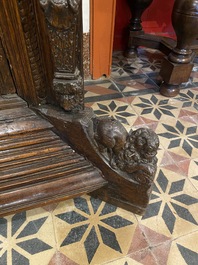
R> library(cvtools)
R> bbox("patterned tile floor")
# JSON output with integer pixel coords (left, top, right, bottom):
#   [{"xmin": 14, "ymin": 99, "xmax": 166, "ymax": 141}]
[{"xmin": 1, "ymin": 48, "xmax": 198, "ymax": 265}]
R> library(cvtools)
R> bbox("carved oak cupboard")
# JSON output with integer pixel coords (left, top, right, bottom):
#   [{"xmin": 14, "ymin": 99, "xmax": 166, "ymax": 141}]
[{"xmin": 0, "ymin": 0, "xmax": 159, "ymax": 216}]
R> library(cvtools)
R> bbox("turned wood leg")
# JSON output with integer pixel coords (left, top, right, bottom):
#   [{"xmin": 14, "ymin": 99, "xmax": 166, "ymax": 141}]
[
  {"xmin": 160, "ymin": 0, "xmax": 198, "ymax": 97},
  {"xmin": 124, "ymin": 0, "xmax": 153, "ymax": 58}
]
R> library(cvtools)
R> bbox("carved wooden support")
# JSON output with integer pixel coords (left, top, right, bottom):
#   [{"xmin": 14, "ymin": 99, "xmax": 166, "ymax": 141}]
[
  {"xmin": 0, "ymin": 0, "xmax": 160, "ymax": 216},
  {"xmin": 39, "ymin": 0, "xmax": 84, "ymax": 111},
  {"xmin": 35, "ymin": 105, "xmax": 159, "ymax": 215}
]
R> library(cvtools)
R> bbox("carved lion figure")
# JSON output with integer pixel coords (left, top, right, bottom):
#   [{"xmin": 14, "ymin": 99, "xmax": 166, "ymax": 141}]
[
  {"xmin": 93, "ymin": 117, "xmax": 159, "ymax": 183},
  {"xmin": 94, "ymin": 117, "xmax": 128, "ymax": 167},
  {"xmin": 116, "ymin": 127, "xmax": 159, "ymax": 177},
  {"xmin": 128, "ymin": 128, "xmax": 159, "ymax": 163}
]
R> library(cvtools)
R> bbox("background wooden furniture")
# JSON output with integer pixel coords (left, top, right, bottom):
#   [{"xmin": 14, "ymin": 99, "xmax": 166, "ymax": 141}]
[
  {"xmin": 0, "ymin": 0, "xmax": 159, "ymax": 216},
  {"xmin": 125, "ymin": 0, "xmax": 198, "ymax": 97}
]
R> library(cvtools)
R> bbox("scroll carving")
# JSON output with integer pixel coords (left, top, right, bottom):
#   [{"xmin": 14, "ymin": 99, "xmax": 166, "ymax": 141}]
[
  {"xmin": 17, "ymin": 0, "xmax": 47, "ymax": 100},
  {"xmin": 39, "ymin": 0, "xmax": 84, "ymax": 111},
  {"xmin": 94, "ymin": 118, "xmax": 159, "ymax": 186}
]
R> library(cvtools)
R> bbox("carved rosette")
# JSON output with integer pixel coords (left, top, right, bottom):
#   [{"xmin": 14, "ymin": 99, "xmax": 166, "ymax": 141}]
[
  {"xmin": 94, "ymin": 117, "xmax": 159, "ymax": 187},
  {"xmin": 39, "ymin": 0, "xmax": 84, "ymax": 111}
]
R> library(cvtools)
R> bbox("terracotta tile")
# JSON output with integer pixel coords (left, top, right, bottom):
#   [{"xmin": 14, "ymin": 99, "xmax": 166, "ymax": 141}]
[
  {"xmin": 151, "ymin": 240, "xmax": 172, "ymax": 265},
  {"xmin": 159, "ymin": 151, "xmax": 176, "ymax": 167},
  {"xmin": 85, "ymin": 84, "xmax": 120, "ymax": 95},
  {"xmin": 127, "ymin": 225, "xmax": 149, "ymax": 254},
  {"xmin": 129, "ymin": 248, "xmax": 158, "ymax": 265},
  {"xmin": 140, "ymin": 224, "xmax": 171, "ymax": 246},
  {"xmin": 42, "ymin": 203, "xmax": 58, "ymax": 213},
  {"xmin": 132, "ymin": 116, "xmax": 159, "ymax": 131},
  {"xmin": 48, "ymin": 251, "xmax": 78, "ymax": 265},
  {"xmin": 178, "ymin": 109, "xmax": 198, "ymax": 125},
  {"xmin": 160, "ymin": 151, "xmax": 191, "ymax": 176},
  {"xmin": 103, "ymin": 257, "xmax": 142, "ymax": 265}
]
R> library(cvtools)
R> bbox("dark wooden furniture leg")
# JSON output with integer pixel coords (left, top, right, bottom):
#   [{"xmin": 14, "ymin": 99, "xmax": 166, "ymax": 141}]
[
  {"xmin": 160, "ymin": 0, "xmax": 198, "ymax": 97},
  {"xmin": 124, "ymin": 0, "xmax": 153, "ymax": 58},
  {"xmin": 125, "ymin": 0, "xmax": 198, "ymax": 97}
]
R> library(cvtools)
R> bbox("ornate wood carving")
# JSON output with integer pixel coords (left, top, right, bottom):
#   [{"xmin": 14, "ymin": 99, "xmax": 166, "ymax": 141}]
[
  {"xmin": 35, "ymin": 105, "xmax": 159, "ymax": 214},
  {"xmin": 39, "ymin": 0, "xmax": 84, "ymax": 111},
  {"xmin": 94, "ymin": 118, "xmax": 159, "ymax": 184},
  {"xmin": 0, "ymin": 0, "xmax": 160, "ymax": 216},
  {"xmin": 0, "ymin": 0, "xmax": 41, "ymax": 104},
  {"xmin": 17, "ymin": 0, "xmax": 47, "ymax": 101}
]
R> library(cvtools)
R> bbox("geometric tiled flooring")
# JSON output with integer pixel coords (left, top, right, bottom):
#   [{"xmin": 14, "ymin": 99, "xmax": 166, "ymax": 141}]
[{"xmin": 1, "ymin": 48, "xmax": 198, "ymax": 264}]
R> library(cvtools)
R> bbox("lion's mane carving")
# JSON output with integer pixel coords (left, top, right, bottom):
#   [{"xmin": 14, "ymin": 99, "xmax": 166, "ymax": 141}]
[
  {"xmin": 116, "ymin": 128, "xmax": 159, "ymax": 182},
  {"xmin": 94, "ymin": 118, "xmax": 159, "ymax": 184}
]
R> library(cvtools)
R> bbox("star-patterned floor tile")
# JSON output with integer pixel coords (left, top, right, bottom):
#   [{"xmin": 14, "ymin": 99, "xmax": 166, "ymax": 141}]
[
  {"xmin": 0, "ymin": 208, "xmax": 56, "ymax": 265},
  {"xmin": 84, "ymin": 80, "xmax": 123, "ymax": 106},
  {"xmin": 111, "ymin": 52, "xmax": 144, "ymax": 78},
  {"xmin": 157, "ymin": 120, "xmax": 198, "ymax": 158},
  {"xmin": 132, "ymin": 94, "xmax": 181, "ymax": 122},
  {"xmin": 53, "ymin": 195, "xmax": 137, "ymax": 265},
  {"xmin": 168, "ymin": 231, "xmax": 198, "ymax": 265},
  {"xmin": 1, "ymin": 48, "xmax": 198, "ymax": 265},
  {"xmin": 188, "ymin": 159, "xmax": 198, "ymax": 191},
  {"xmin": 90, "ymin": 99, "xmax": 138, "ymax": 131},
  {"xmin": 175, "ymin": 88, "xmax": 198, "ymax": 111},
  {"xmin": 141, "ymin": 168, "xmax": 198, "ymax": 238},
  {"xmin": 111, "ymin": 74, "xmax": 159, "ymax": 95}
]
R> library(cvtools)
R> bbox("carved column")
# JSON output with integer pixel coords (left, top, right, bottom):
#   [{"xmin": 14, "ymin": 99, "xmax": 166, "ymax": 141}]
[
  {"xmin": 34, "ymin": 0, "xmax": 160, "ymax": 214},
  {"xmin": 39, "ymin": 0, "xmax": 84, "ymax": 111},
  {"xmin": 160, "ymin": 0, "xmax": 198, "ymax": 97},
  {"xmin": 125, "ymin": 0, "xmax": 153, "ymax": 58}
]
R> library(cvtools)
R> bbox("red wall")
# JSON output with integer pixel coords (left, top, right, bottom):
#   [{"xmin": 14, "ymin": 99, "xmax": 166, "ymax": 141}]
[{"xmin": 113, "ymin": 0, "xmax": 175, "ymax": 51}]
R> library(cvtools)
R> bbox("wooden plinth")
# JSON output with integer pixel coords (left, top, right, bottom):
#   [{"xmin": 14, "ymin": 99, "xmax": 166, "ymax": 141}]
[{"xmin": 0, "ymin": 94, "xmax": 106, "ymax": 216}]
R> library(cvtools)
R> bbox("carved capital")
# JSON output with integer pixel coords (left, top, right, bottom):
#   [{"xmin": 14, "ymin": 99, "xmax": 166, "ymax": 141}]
[{"xmin": 53, "ymin": 76, "xmax": 84, "ymax": 111}]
